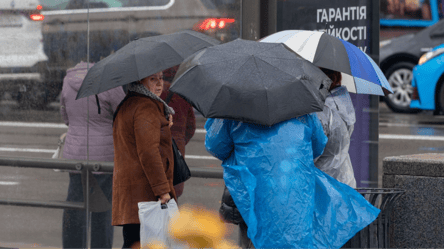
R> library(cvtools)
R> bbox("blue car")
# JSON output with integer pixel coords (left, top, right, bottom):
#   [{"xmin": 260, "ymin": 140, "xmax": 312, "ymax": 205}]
[{"xmin": 410, "ymin": 43, "xmax": 444, "ymax": 113}]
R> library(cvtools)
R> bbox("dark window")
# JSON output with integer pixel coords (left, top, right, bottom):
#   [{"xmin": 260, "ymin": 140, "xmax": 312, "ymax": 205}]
[
  {"xmin": 120, "ymin": 0, "xmax": 170, "ymax": 7},
  {"xmin": 380, "ymin": 0, "xmax": 432, "ymax": 20},
  {"xmin": 39, "ymin": 0, "xmax": 170, "ymax": 11}
]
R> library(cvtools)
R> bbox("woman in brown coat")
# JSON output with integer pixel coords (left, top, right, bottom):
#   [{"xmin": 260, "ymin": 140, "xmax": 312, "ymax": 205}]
[{"xmin": 112, "ymin": 71, "xmax": 176, "ymax": 249}]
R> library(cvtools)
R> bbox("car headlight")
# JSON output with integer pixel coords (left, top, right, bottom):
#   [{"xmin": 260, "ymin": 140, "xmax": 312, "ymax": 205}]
[
  {"xmin": 379, "ymin": 40, "xmax": 392, "ymax": 48},
  {"xmin": 418, "ymin": 48, "xmax": 444, "ymax": 65}
]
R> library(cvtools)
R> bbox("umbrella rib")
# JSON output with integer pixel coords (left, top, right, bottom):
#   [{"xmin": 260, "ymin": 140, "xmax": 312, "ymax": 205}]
[
  {"xmin": 166, "ymin": 32, "xmax": 213, "ymax": 56},
  {"xmin": 136, "ymin": 39, "xmax": 200, "ymax": 79},
  {"xmin": 255, "ymin": 57, "xmax": 321, "ymax": 123},
  {"xmin": 134, "ymin": 43, "xmax": 140, "ymax": 80},
  {"xmin": 254, "ymin": 43, "xmax": 283, "ymax": 57},
  {"xmin": 257, "ymin": 53, "xmax": 300, "ymax": 61},
  {"xmin": 96, "ymin": 57, "xmax": 117, "ymax": 94},
  {"xmin": 193, "ymin": 47, "xmax": 256, "ymax": 68},
  {"xmin": 130, "ymin": 40, "xmax": 179, "ymax": 82},
  {"xmin": 95, "ymin": 43, "xmax": 139, "ymax": 94},
  {"xmin": 337, "ymin": 40, "xmax": 358, "ymax": 93},
  {"xmin": 197, "ymin": 56, "xmax": 244, "ymax": 66},
  {"xmin": 256, "ymin": 58, "xmax": 303, "ymax": 82},
  {"xmin": 201, "ymin": 45, "xmax": 259, "ymax": 65},
  {"xmin": 92, "ymin": 56, "xmax": 116, "ymax": 94},
  {"xmin": 225, "ymin": 56, "xmax": 257, "ymax": 84},
  {"xmin": 252, "ymin": 56, "xmax": 271, "ymax": 124},
  {"xmin": 157, "ymin": 41, "xmax": 187, "ymax": 63},
  {"xmin": 136, "ymin": 41, "xmax": 168, "ymax": 79},
  {"xmin": 206, "ymin": 57, "xmax": 254, "ymax": 113}
]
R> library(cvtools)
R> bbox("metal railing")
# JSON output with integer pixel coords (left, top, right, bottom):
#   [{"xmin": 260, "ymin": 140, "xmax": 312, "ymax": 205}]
[
  {"xmin": 342, "ymin": 188, "xmax": 406, "ymax": 248},
  {"xmin": 0, "ymin": 156, "xmax": 223, "ymax": 248},
  {"xmin": 0, "ymin": 156, "xmax": 223, "ymax": 209}
]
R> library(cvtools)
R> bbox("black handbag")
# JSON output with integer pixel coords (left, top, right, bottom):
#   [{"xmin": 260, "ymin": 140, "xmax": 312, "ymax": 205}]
[
  {"xmin": 164, "ymin": 92, "xmax": 192, "ymax": 185},
  {"xmin": 172, "ymin": 138, "xmax": 191, "ymax": 185}
]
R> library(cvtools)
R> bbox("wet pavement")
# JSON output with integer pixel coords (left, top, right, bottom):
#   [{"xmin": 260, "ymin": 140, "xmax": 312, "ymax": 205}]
[{"xmin": 0, "ymin": 100, "xmax": 443, "ymax": 246}]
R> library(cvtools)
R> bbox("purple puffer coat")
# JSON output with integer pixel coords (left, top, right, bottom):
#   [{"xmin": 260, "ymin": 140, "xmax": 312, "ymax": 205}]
[{"xmin": 60, "ymin": 62, "xmax": 125, "ymax": 162}]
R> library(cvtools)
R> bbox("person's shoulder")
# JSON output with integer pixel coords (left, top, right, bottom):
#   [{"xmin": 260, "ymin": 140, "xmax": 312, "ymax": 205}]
[
  {"xmin": 206, "ymin": 118, "xmax": 235, "ymax": 132},
  {"xmin": 130, "ymin": 95, "xmax": 163, "ymax": 116},
  {"xmin": 330, "ymin": 86, "xmax": 349, "ymax": 97},
  {"xmin": 289, "ymin": 113, "xmax": 320, "ymax": 126},
  {"xmin": 127, "ymin": 94, "xmax": 154, "ymax": 107},
  {"xmin": 116, "ymin": 96, "xmax": 158, "ymax": 123},
  {"xmin": 295, "ymin": 113, "xmax": 317, "ymax": 120},
  {"xmin": 108, "ymin": 85, "xmax": 125, "ymax": 95},
  {"xmin": 101, "ymin": 86, "xmax": 125, "ymax": 102}
]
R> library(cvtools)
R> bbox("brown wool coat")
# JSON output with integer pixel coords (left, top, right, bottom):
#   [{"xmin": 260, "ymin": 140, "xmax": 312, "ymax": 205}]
[{"xmin": 112, "ymin": 92, "xmax": 176, "ymax": 226}]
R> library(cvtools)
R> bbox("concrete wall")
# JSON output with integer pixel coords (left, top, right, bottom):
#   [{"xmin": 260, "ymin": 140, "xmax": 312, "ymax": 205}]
[{"xmin": 383, "ymin": 153, "xmax": 444, "ymax": 248}]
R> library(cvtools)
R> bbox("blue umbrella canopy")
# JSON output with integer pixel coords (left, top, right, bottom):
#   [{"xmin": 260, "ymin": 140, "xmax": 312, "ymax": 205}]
[{"xmin": 261, "ymin": 30, "xmax": 393, "ymax": 96}]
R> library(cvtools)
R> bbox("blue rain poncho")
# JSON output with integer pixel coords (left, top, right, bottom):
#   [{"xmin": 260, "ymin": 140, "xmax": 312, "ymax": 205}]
[
  {"xmin": 205, "ymin": 114, "xmax": 380, "ymax": 248},
  {"xmin": 315, "ymin": 86, "xmax": 357, "ymax": 188}
]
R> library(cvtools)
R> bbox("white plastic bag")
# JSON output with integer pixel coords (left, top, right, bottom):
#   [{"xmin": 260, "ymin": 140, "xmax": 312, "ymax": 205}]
[{"xmin": 138, "ymin": 199, "xmax": 179, "ymax": 248}]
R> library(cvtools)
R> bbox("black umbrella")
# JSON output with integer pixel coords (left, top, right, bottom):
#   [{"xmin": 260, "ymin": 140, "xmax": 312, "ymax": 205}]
[
  {"xmin": 170, "ymin": 39, "xmax": 332, "ymax": 126},
  {"xmin": 76, "ymin": 30, "xmax": 220, "ymax": 99}
]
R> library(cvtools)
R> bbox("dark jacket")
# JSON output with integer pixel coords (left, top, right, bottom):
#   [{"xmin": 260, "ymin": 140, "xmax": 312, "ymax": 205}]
[
  {"xmin": 112, "ymin": 92, "xmax": 176, "ymax": 226},
  {"xmin": 220, "ymin": 185, "xmax": 243, "ymax": 225},
  {"xmin": 160, "ymin": 82, "xmax": 196, "ymax": 155}
]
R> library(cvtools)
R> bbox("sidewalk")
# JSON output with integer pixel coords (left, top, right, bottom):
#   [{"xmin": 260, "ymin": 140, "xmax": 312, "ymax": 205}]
[{"xmin": 0, "ymin": 242, "xmax": 57, "ymax": 248}]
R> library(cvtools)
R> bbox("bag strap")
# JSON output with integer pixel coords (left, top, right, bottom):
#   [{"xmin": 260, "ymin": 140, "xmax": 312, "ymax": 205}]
[
  {"xmin": 164, "ymin": 91, "xmax": 174, "ymax": 104},
  {"xmin": 59, "ymin": 133, "xmax": 67, "ymax": 145},
  {"xmin": 113, "ymin": 92, "xmax": 134, "ymax": 122}
]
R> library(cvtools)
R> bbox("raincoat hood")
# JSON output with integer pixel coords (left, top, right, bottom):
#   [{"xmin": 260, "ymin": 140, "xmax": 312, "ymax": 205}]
[
  {"xmin": 327, "ymin": 86, "xmax": 356, "ymax": 130},
  {"xmin": 65, "ymin": 61, "xmax": 94, "ymax": 92}
]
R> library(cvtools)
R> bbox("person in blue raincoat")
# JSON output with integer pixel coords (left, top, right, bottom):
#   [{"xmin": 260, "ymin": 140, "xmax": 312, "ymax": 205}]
[
  {"xmin": 205, "ymin": 114, "xmax": 380, "ymax": 248},
  {"xmin": 315, "ymin": 68, "xmax": 357, "ymax": 188}
]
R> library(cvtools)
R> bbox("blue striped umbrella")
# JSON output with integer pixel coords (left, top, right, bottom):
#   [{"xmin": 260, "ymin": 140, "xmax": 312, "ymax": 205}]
[{"xmin": 261, "ymin": 30, "xmax": 393, "ymax": 96}]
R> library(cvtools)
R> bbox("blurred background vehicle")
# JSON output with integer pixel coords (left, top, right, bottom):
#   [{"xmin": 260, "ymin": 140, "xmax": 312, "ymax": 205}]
[
  {"xmin": 380, "ymin": 19, "xmax": 444, "ymax": 113},
  {"xmin": 6, "ymin": 0, "xmax": 442, "ymax": 112},
  {"xmin": 12, "ymin": 0, "xmax": 239, "ymax": 109},
  {"xmin": 0, "ymin": 0, "xmax": 48, "ymax": 108},
  {"xmin": 379, "ymin": 0, "xmax": 444, "ymax": 113},
  {"xmin": 380, "ymin": 0, "xmax": 443, "ymax": 39},
  {"xmin": 410, "ymin": 43, "xmax": 444, "ymax": 113}
]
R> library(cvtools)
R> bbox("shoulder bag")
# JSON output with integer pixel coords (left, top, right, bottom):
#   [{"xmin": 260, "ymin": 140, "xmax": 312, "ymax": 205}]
[
  {"xmin": 52, "ymin": 133, "xmax": 66, "ymax": 159},
  {"xmin": 52, "ymin": 133, "xmax": 67, "ymax": 172},
  {"xmin": 172, "ymin": 138, "xmax": 191, "ymax": 185},
  {"xmin": 165, "ymin": 92, "xmax": 192, "ymax": 185}
]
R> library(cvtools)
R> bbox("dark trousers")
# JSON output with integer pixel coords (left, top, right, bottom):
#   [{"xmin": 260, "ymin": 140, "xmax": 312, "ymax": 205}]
[
  {"xmin": 239, "ymin": 221, "xmax": 255, "ymax": 248},
  {"xmin": 62, "ymin": 173, "xmax": 114, "ymax": 248},
  {"xmin": 122, "ymin": 224, "xmax": 140, "ymax": 249}
]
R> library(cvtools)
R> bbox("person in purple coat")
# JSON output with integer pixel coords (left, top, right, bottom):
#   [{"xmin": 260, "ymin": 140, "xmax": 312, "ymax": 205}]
[{"xmin": 60, "ymin": 61, "xmax": 125, "ymax": 248}]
